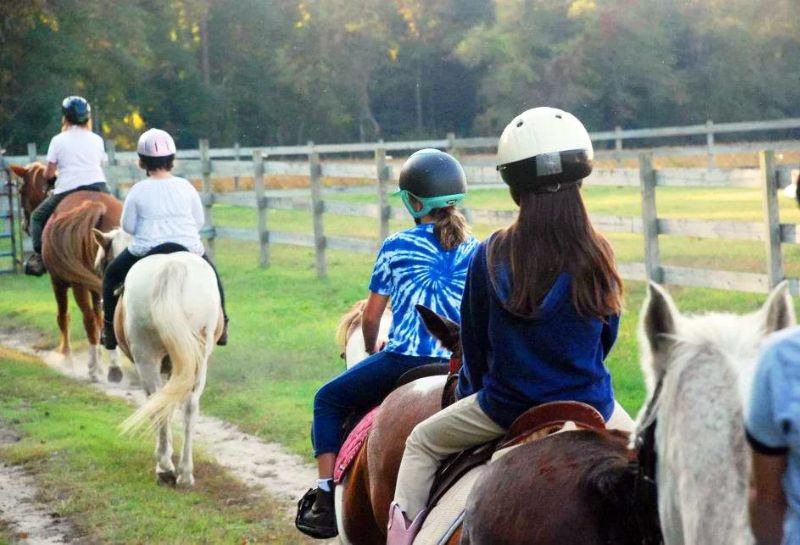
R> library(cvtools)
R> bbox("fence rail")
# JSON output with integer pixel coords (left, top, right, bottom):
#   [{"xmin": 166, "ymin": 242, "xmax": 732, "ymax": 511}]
[{"xmin": 185, "ymin": 145, "xmax": 800, "ymax": 297}]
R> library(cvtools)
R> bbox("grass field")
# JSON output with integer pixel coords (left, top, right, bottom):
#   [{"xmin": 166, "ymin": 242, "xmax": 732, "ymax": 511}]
[
  {"xmin": 0, "ymin": 347, "xmax": 311, "ymax": 544},
  {"xmin": 2, "ymin": 181, "xmax": 798, "ymax": 463}
]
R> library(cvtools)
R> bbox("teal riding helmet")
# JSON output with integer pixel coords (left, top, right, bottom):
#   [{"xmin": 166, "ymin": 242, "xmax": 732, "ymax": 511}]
[{"xmin": 398, "ymin": 149, "xmax": 467, "ymax": 219}]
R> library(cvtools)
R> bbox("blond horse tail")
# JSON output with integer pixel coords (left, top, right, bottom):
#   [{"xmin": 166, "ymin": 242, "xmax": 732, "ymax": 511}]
[
  {"xmin": 42, "ymin": 200, "xmax": 106, "ymax": 292},
  {"xmin": 120, "ymin": 261, "xmax": 207, "ymax": 434}
]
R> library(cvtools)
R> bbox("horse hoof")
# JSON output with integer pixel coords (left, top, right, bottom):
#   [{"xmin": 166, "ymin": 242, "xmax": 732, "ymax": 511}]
[
  {"xmin": 177, "ymin": 474, "xmax": 195, "ymax": 488},
  {"xmin": 89, "ymin": 372, "xmax": 101, "ymax": 383},
  {"xmin": 157, "ymin": 471, "xmax": 177, "ymax": 487},
  {"xmin": 108, "ymin": 366, "xmax": 123, "ymax": 383}
]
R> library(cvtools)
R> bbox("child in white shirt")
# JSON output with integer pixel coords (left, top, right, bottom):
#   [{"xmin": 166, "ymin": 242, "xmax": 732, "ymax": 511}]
[
  {"xmin": 101, "ymin": 128, "xmax": 228, "ymax": 348},
  {"xmin": 24, "ymin": 96, "xmax": 110, "ymax": 276}
]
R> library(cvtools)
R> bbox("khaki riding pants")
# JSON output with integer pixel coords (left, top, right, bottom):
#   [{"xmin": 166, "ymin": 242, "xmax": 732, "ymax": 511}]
[{"xmin": 392, "ymin": 395, "xmax": 635, "ymax": 520}]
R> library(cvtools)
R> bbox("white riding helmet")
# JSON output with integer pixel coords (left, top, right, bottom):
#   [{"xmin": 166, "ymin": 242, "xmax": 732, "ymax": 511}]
[
  {"xmin": 497, "ymin": 107, "xmax": 593, "ymax": 191},
  {"xmin": 137, "ymin": 128, "xmax": 177, "ymax": 158}
]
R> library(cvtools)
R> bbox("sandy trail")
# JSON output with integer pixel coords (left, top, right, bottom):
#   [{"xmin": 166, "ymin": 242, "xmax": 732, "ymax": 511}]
[{"xmin": 0, "ymin": 329, "xmax": 327, "ymax": 543}]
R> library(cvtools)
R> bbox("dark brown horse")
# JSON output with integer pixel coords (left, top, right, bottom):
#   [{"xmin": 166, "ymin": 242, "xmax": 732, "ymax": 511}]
[
  {"xmin": 10, "ymin": 162, "xmax": 49, "ymax": 234},
  {"xmin": 336, "ymin": 307, "xmax": 659, "ymax": 545},
  {"xmin": 43, "ymin": 191, "xmax": 122, "ymax": 382}
]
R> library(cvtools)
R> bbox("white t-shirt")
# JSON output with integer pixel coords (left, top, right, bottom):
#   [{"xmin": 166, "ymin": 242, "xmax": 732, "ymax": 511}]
[
  {"xmin": 121, "ymin": 176, "xmax": 206, "ymax": 257},
  {"xmin": 46, "ymin": 127, "xmax": 107, "ymax": 194}
]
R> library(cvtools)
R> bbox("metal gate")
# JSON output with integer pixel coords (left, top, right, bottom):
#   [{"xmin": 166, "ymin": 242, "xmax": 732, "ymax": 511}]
[{"xmin": 0, "ymin": 151, "xmax": 22, "ymax": 274}]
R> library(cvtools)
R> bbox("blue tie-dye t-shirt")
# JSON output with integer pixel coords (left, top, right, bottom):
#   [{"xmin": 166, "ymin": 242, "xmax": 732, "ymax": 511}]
[{"xmin": 369, "ymin": 223, "xmax": 479, "ymax": 358}]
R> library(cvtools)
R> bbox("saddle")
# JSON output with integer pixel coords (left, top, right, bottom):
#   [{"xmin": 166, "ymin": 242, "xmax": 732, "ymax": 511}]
[{"xmin": 425, "ymin": 401, "xmax": 606, "ymax": 509}]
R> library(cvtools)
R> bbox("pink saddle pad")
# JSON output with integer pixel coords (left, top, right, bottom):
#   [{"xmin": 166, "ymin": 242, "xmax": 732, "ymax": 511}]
[{"xmin": 334, "ymin": 407, "xmax": 380, "ymax": 484}]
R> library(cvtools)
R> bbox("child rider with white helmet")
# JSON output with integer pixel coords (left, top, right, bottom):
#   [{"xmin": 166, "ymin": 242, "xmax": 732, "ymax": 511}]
[{"xmin": 100, "ymin": 128, "xmax": 229, "ymax": 349}]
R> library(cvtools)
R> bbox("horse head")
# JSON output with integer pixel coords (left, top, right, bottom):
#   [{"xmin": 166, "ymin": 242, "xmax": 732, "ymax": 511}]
[
  {"xmin": 9, "ymin": 162, "xmax": 49, "ymax": 235},
  {"xmin": 635, "ymin": 281, "xmax": 794, "ymax": 545},
  {"xmin": 93, "ymin": 228, "xmax": 131, "ymax": 274}
]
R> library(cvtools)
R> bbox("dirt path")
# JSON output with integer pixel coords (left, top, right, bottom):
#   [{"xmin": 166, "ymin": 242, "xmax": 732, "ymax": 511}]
[{"xmin": 0, "ymin": 329, "xmax": 325, "ymax": 542}]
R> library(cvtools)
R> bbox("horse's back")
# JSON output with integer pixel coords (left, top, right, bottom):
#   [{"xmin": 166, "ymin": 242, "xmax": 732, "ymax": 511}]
[
  {"xmin": 462, "ymin": 430, "xmax": 638, "ymax": 545},
  {"xmin": 124, "ymin": 252, "xmax": 220, "ymax": 334},
  {"xmin": 54, "ymin": 190, "xmax": 121, "ymax": 229}
]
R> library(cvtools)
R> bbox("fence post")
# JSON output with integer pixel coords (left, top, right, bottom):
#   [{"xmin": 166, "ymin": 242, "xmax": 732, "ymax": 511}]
[
  {"xmin": 706, "ymin": 120, "xmax": 715, "ymax": 169},
  {"xmin": 309, "ymin": 142, "xmax": 326, "ymax": 279},
  {"xmin": 200, "ymin": 138, "xmax": 215, "ymax": 258},
  {"xmin": 253, "ymin": 150, "xmax": 269, "ymax": 268},
  {"xmin": 105, "ymin": 139, "xmax": 120, "ymax": 198},
  {"xmin": 614, "ymin": 126, "xmax": 623, "ymax": 168},
  {"xmin": 446, "ymin": 132, "xmax": 459, "ymax": 159},
  {"xmin": 376, "ymin": 144, "xmax": 390, "ymax": 242},
  {"xmin": 233, "ymin": 141, "xmax": 241, "ymax": 191},
  {"xmin": 760, "ymin": 150, "xmax": 783, "ymax": 288},
  {"xmin": 27, "ymin": 143, "xmax": 37, "ymax": 164},
  {"xmin": 639, "ymin": 153, "xmax": 662, "ymax": 283}
]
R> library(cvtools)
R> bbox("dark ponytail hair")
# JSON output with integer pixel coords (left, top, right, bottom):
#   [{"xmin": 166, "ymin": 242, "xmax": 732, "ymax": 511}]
[
  {"xmin": 430, "ymin": 206, "xmax": 471, "ymax": 251},
  {"xmin": 488, "ymin": 185, "xmax": 622, "ymax": 319}
]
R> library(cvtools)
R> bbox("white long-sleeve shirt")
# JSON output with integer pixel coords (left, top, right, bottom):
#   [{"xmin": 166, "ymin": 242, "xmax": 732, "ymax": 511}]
[{"xmin": 121, "ymin": 176, "xmax": 206, "ymax": 256}]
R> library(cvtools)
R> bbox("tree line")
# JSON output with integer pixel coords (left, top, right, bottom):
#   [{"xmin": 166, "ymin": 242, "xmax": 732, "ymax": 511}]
[{"xmin": 1, "ymin": 0, "xmax": 798, "ymax": 153}]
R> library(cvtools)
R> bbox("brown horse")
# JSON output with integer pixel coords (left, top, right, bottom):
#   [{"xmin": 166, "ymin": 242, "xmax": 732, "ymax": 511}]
[
  {"xmin": 9, "ymin": 162, "xmax": 49, "ymax": 234},
  {"xmin": 41, "ymin": 191, "xmax": 122, "ymax": 382},
  {"xmin": 336, "ymin": 307, "xmax": 657, "ymax": 545}
]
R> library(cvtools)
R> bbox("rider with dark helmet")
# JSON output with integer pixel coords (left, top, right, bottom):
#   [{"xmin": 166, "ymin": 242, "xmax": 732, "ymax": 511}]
[
  {"xmin": 24, "ymin": 96, "xmax": 111, "ymax": 276},
  {"xmin": 295, "ymin": 149, "xmax": 478, "ymax": 539},
  {"xmin": 388, "ymin": 108, "xmax": 630, "ymax": 545}
]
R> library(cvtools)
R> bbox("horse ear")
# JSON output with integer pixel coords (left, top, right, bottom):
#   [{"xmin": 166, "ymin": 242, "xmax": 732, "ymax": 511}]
[
  {"xmin": 761, "ymin": 280, "xmax": 795, "ymax": 334},
  {"xmin": 639, "ymin": 282, "xmax": 679, "ymax": 385},
  {"xmin": 415, "ymin": 304, "xmax": 460, "ymax": 353},
  {"xmin": 93, "ymin": 228, "xmax": 111, "ymax": 248},
  {"xmin": 9, "ymin": 165, "xmax": 27, "ymax": 178}
]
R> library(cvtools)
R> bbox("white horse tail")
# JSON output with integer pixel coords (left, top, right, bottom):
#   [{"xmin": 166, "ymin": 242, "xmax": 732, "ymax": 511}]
[{"xmin": 121, "ymin": 260, "xmax": 205, "ymax": 434}]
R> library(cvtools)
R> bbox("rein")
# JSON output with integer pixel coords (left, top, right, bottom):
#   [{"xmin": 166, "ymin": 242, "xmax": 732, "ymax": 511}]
[{"xmin": 633, "ymin": 376, "xmax": 665, "ymax": 545}]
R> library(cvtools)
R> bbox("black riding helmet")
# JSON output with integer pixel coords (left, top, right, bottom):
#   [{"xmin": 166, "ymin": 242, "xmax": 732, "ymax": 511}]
[
  {"xmin": 398, "ymin": 149, "xmax": 467, "ymax": 219},
  {"xmin": 62, "ymin": 96, "xmax": 91, "ymax": 125}
]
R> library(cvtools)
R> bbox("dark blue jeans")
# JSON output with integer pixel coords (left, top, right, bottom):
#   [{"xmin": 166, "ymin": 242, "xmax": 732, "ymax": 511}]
[{"xmin": 312, "ymin": 351, "xmax": 447, "ymax": 456}]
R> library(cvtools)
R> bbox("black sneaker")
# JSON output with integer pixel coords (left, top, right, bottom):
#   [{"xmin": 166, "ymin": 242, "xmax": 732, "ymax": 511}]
[
  {"xmin": 23, "ymin": 253, "xmax": 46, "ymax": 276},
  {"xmin": 295, "ymin": 487, "xmax": 338, "ymax": 539}
]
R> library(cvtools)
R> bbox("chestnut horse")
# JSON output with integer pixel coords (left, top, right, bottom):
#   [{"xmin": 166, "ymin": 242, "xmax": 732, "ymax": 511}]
[
  {"xmin": 9, "ymin": 162, "xmax": 48, "ymax": 234},
  {"xmin": 42, "ymin": 190, "xmax": 122, "ymax": 382},
  {"xmin": 335, "ymin": 307, "xmax": 645, "ymax": 545}
]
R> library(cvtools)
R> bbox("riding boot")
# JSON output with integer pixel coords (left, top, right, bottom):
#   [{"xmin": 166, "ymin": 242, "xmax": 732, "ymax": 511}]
[
  {"xmin": 23, "ymin": 253, "xmax": 46, "ymax": 277},
  {"xmin": 101, "ymin": 321, "xmax": 117, "ymax": 350},
  {"xmin": 386, "ymin": 502, "xmax": 427, "ymax": 545},
  {"xmin": 216, "ymin": 318, "xmax": 228, "ymax": 346},
  {"xmin": 295, "ymin": 486, "xmax": 338, "ymax": 539}
]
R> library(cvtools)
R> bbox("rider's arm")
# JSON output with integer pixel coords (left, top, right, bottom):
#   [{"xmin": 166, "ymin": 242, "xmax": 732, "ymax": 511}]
[
  {"xmin": 121, "ymin": 186, "xmax": 139, "ymax": 235},
  {"xmin": 45, "ymin": 162, "xmax": 57, "ymax": 180},
  {"xmin": 457, "ymin": 246, "xmax": 490, "ymax": 398},
  {"xmin": 746, "ymin": 345, "xmax": 790, "ymax": 545},
  {"xmin": 362, "ymin": 291, "xmax": 390, "ymax": 354},
  {"xmin": 601, "ymin": 314, "xmax": 620, "ymax": 359},
  {"xmin": 749, "ymin": 451, "xmax": 787, "ymax": 545},
  {"xmin": 190, "ymin": 187, "xmax": 205, "ymax": 229}
]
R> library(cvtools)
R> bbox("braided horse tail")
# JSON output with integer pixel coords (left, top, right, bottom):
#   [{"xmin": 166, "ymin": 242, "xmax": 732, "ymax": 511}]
[{"xmin": 42, "ymin": 200, "xmax": 106, "ymax": 292}]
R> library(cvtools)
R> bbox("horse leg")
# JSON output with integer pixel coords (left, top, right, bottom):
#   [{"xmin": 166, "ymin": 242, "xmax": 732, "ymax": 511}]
[
  {"xmin": 134, "ymin": 353, "xmax": 176, "ymax": 485},
  {"xmin": 51, "ymin": 278, "xmax": 71, "ymax": 358},
  {"xmin": 176, "ymin": 358, "xmax": 208, "ymax": 488},
  {"xmin": 73, "ymin": 285, "xmax": 102, "ymax": 382}
]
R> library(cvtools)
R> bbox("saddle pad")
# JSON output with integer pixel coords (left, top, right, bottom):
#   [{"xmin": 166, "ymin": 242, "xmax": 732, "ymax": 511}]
[
  {"xmin": 334, "ymin": 407, "xmax": 379, "ymax": 484},
  {"xmin": 414, "ymin": 465, "xmax": 487, "ymax": 545}
]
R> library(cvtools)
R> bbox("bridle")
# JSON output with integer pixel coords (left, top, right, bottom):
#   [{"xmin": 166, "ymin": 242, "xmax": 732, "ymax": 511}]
[{"xmin": 632, "ymin": 376, "xmax": 665, "ymax": 545}]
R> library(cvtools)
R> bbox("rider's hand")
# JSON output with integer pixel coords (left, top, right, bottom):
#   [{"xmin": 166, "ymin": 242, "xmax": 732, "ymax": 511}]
[{"xmin": 46, "ymin": 176, "xmax": 57, "ymax": 189}]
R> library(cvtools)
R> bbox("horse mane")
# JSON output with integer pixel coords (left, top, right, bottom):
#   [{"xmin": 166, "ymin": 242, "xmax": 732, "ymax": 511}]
[
  {"xmin": 42, "ymin": 200, "xmax": 107, "ymax": 292},
  {"xmin": 335, "ymin": 300, "xmax": 368, "ymax": 348}
]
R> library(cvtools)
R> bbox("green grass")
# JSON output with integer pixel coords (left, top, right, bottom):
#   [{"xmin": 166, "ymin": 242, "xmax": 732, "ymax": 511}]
[
  {"xmin": 0, "ymin": 347, "xmax": 311, "ymax": 545},
  {"xmin": 2, "ymin": 183, "xmax": 799, "ymax": 464}
]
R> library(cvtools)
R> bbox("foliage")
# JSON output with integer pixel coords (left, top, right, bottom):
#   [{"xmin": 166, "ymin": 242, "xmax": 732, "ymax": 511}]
[{"xmin": 1, "ymin": 1, "xmax": 799, "ymax": 151}]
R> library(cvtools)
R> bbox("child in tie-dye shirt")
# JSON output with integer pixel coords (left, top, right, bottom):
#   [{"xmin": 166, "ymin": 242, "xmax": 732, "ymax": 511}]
[{"xmin": 295, "ymin": 149, "xmax": 478, "ymax": 539}]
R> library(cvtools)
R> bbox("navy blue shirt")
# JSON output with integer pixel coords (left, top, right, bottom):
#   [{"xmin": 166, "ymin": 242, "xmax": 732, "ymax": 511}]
[{"xmin": 456, "ymin": 238, "xmax": 619, "ymax": 428}]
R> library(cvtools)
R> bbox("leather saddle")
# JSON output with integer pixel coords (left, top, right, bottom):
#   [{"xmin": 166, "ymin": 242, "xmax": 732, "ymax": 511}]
[{"xmin": 426, "ymin": 401, "xmax": 606, "ymax": 509}]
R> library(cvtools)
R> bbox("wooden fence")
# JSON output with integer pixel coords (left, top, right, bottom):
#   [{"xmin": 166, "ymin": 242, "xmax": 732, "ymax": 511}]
[{"xmin": 188, "ymin": 146, "xmax": 800, "ymax": 296}]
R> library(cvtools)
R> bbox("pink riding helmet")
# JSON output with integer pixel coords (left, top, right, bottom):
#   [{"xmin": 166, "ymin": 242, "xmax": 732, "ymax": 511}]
[{"xmin": 137, "ymin": 128, "xmax": 177, "ymax": 157}]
